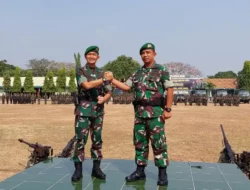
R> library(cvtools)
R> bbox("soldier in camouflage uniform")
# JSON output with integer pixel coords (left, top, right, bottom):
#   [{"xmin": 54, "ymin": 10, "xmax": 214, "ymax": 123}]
[
  {"xmin": 71, "ymin": 46, "xmax": 112, "ymax": 182},
  {"xmin": 233, "ymin": 95, "xmax": 240, "ymax": 106},
  {"xmin": 1, "ymin": 94, "xmax": 5, "ymax": 104},
  {"xmin": 37, "ymin": 94, "xmax": 40, "ymax": 105},
  {"xmin": 106, "ymin": 43, "xmax": 174, "ymax": 186},
  {"xmin": 6, "ymin": 93, "xmax": 9, "ymax": 104},
  {"xmin": 173, "ymin": 94, "xmax": 177, "ymax": 105}
]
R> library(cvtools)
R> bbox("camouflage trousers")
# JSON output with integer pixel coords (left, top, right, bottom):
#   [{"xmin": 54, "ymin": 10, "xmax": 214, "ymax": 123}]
[
  {"xmin": 134, "ymin": 116, "xmax": 168, "ymax": 167},
  {"xmin": 73, "ymin": 115, "xmax": 103, "ymax": 162}
]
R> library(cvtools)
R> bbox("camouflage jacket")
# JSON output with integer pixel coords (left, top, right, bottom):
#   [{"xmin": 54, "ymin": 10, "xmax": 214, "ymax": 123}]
[
  {"xmin": 125, "ymin": 63, "xmax": 174, "ymax": 118},
  {"xmin": 75, "ymin": 64, "xmax": 112, "ymax": 117}
]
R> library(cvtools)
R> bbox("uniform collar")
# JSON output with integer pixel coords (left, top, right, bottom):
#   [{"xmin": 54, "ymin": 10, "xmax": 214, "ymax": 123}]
[
  {"xmin": 85, "ymin": 63, "xmax": 96, "ymax": 69},
  {"xmin": 141, "ymin": 62, "xmax": 157, "ymax": 70}
]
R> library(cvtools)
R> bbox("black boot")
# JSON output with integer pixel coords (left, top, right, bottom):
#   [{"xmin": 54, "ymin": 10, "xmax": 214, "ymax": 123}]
[
  {"xmin": 125, "ymin": 165, "xmax": 146, "ymax": 182},
  {"xmin": 92, "ymin": 160, "xmax": 106, "ymax": 179},
  {"xmin": 71, "ymin": 162, "xmax": 83, "ymax": 182},
  {"xmin": 157, "ymin": 167, "xmax": 168, "ymax": 186}
]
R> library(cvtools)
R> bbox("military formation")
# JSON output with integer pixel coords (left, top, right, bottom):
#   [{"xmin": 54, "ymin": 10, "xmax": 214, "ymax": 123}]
[
  {"xmin": 173, "ymin": 94, "xmax": 208, "ymax": 106},
  {"xmin": 173, "ymin": 93, "xmax": 242, "ymax": 107},
  {"xmin": 186, "ymin": 94, "xmax": 208, "ymax": 106},
  {"xmin": 0, "ymin": 93, "xmax": 243, "ymax": 107},
  {"xmin": 213, "ymin": 95, "xmax": 240, "ymax": 106},
  {"xmin": 51, "ymin": 94, "xmax": 74, "ymax": 104},
  {"xmin": 0, "ymin": 93, "xmax": 75, "ymax": 105},
  {"xmin": 1, "ymin": 93, "xmax": 37, "ymax": 104}
]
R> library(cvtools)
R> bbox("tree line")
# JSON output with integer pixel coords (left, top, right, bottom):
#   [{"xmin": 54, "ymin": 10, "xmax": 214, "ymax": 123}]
[
  {"xmin": 207, "ymin": 61, "xmax": 250, "ymax": 90},
  {"xmin": 1, "ymin": 57, "xmax": 250, "ymax": 92},
  {"xmin": 2, "ymin": 67, "xmax": 77, "ymax": 93}
]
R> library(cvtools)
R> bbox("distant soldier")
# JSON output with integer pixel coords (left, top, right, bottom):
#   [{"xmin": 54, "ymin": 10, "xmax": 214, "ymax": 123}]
[
  {"xmin": 10, "ymin": 94, "xmax": 13, "ymax": 104},
  {"xmin": 31, "ymin": 94, "xmax": 35, "ymax": 104},
  {"xmin": 219, "ymin": 95, "xmax": 224, "ymax": 106},
  {"xmin": 202, "ymin": 94, "xmax": 208, "ymax": 106},
  {"xmin": 38, "ymin": 95, "xmax": 40, "ymax": 105},
  {"xmin": 173, "ymin": 94, "xmax": 177, "ymax": 105},
  {"xmin": 213, "ymin": 95, "xmax": 218, "ymax": 106},
  {"xmin": 233, "ymin": 95, "xmax": 240, "ymax": 106},
  {"xmin": 20, "ymin": 94, "xmax": 23, "ymax": 104},
  {"xmin": 15, "ymin": 94, "xmax": 18, "ymax": 104},
  {"xmin": 51, "ymin": 94, "xmax": 54, "ymax": 104},
  {"xmin": 225, "ymin": 95, "xmax": 232, "ymax": 106},
  {"xmin": 44, "ymin": 94, "xmax": 47, "ymax": 104},
  {"xmin": 1, "ymin": 94, "xmax": 5, "ymax": 104},
  {"xmin": 6, "ymin": 94, "xmax": 9, "ymax": 104},
  {"xmin": 12, "ymin": 94, "xmax": 16, "ymax": 104},
  {"xmin": 184, "ymin": 95, "xmax": 188, "ymax": 105}
]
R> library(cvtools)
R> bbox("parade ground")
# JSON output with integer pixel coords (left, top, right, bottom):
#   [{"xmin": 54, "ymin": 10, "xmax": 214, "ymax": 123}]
[{"xmin": 0, "ymin": 103, "xmax": 250, "ymax": 182}]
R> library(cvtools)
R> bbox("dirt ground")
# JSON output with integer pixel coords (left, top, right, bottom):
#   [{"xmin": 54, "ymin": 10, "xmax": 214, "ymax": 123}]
[{"xmin": 0, "ymin": 103, "xmax": 250, "ymax": 181}]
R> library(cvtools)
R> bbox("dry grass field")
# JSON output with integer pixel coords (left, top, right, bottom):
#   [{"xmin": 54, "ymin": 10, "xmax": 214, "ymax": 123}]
[{"xmin": 0, "ymin": 103, "xmax": 250, "ymax": 181}]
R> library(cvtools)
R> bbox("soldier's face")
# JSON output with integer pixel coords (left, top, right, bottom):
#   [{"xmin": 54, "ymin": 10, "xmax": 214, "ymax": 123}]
[
  {"xmin": 141, "ymin": 49, "xmax": 156, "ymax": 64},
  {"xmin": 85, "ymin": 52, "xmax": 100, "ymax": 66}
]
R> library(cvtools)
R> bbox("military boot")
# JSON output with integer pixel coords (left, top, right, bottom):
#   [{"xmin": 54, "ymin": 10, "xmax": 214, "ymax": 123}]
[
  {"xmin": 157, "ymin": 167, "xmax": 168, "ymax": 186},
  {"xmin": 125, "ymin": 165, "xmax": 146, "ymax": 182},
  {"xmin": 92, "ymin": 160, "xmax": 106, "ymax": 179},
  {"xmin": 71, "ymin": 162, "xmax": 83, "ymax": 182}
]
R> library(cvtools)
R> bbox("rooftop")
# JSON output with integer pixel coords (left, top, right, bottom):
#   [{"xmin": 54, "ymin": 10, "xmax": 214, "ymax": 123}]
[{"xmin": 204, "ymin": 78, "xmax": 238, "ymax": 89}]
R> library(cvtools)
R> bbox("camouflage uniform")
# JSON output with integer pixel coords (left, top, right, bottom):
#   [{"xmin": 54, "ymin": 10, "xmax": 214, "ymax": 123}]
[
  {"xmin": 73, "ymin": 64, "xmax": 112, "ymax": 162},
  {"xmin": 125, "ymin": 63, "xmax": 174, "ymax": 167}
]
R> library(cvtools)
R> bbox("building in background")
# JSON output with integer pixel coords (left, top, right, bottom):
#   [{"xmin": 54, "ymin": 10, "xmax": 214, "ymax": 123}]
[{"xmin": 203, "ymin": 78, "xmax": 238, "ymax": 89}]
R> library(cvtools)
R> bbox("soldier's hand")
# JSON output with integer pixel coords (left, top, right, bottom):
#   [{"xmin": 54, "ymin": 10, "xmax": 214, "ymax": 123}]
[
  {"xmin": 104, "ymin": 72, "xmax": 113, "ymax": 81},
  {"xmin": 162, "ymin": 111, "xmax": 172, "ymax": 120},
  {"xmin": 97, "ymin": 96, "xmax": 105, "ymax": 104}
]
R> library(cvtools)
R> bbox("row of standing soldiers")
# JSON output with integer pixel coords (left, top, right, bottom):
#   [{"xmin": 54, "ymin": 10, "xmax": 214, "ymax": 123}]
[
  {"xmin": 3, "ymin": 93, "xmax": 239, "ymax": 106},
  {"xmin": 51, "ymin": 94, "xmax": 74, "ymax": 104},
  {"xmin": 174, "ymin": 94, "xmax": 208, "ymax": 106},
  {"xmin": 213, "ymin": 95, "xmax": 240, "ymax": 106},
  {"xmin": 173, "ymin": 94, "xmax": 241, "ymax": 106},
  {"xmin": 1, "ymin": 93, "xmax": 74, "ymax": 105},
  {"xmin": 1, "ymin": 93, "xmax": 38, "ymax": 104}
]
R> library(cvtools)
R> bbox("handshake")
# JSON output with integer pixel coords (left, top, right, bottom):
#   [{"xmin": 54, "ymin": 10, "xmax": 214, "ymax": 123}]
[{"xmin": 103, "ymin": 71, "xmax": 114, "ymax": 81}]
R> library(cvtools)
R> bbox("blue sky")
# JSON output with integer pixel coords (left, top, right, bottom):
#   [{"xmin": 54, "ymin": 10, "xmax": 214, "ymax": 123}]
[{"xmin": 1, "ymin": 0, "xmax": 249, "ymax": 76}]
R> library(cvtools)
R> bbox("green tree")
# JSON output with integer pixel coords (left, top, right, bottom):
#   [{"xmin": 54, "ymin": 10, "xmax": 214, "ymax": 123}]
[
  {"xmin": 206, "ymin": 82, "xmax": 216, "ymax": 89},
  {"xmin": 47, "ymin": 71, "xmax": 56, "ymax": 93},
  {"xmin": 56, "ymin": 68, "xmax": 66, "ymax": 92},
  {"xmin": 68, "ymin": 69, "xmax": 77, "ymax": 93},
  {"xmin": 42, "ymin": 73, "xmax": 49, "ymax": 93},
  {"xmin": 74, "ymin": 53, "xmax": 81, "ymax": 70},
  {"xmin": 12, "ymin": 67, "xmax": 22, "ymax": 92},
  {"xmin": 103, "ymin": 55, "xmax": 141, "ymax": 81},
  {"xmin": 3, "ymin": 72, "xmax": 11, "ymax": 92},
  {"xmin": 20, "ymin": 69, "xmax": 29, "ymax": 77},
  {"xmin": 208, "ymin": 71, "xmax": 237, "ymax": 78},
  {"xmin": 238, "ymin": 61, "xmax": 250, "ymax": 90},
  {"xmin": 43, "ymin": 71, "xmax": 56, "ymax": 93},
  {"xmin": 27, "ymin": 58, "xmax": 53, "ymax": 76},
  {"xmin": 0, "ymin": 60, "xmax": 16, "ymax": 77},
  {"xmin": 23, "ymin": 71, "xmax": 35, "ymax": 93}
]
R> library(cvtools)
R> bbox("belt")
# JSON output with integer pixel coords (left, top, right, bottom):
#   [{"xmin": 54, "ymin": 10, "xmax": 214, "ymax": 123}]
[{"xmin": 132, "ymin": 98, "xmax": 165, "ymax": 107}]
